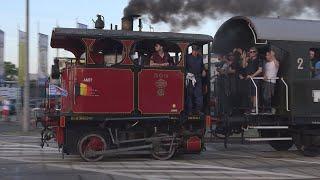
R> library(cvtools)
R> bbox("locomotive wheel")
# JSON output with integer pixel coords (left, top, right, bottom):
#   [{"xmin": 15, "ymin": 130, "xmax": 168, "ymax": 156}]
[
  {"xmin": 293, "ymin": 134, "xmax": 320, "ymax": 157},
  {"xmin": 77, "ymin": 132, "xmax": 107, "ymax": 162},
  {"xmin": 151, "ymin": 133, "xmax": 177, "ymax": 160},
  {"xmin": 291, "ymin": 133, "xmax": 303, "ymax": 151},
  {"xmin": 260, "ymin": 130, "xmax": 293, "ymax": 151},
  {"xmin": 269, "ymin": 141, "xmax": 293, "ymax": 151}
]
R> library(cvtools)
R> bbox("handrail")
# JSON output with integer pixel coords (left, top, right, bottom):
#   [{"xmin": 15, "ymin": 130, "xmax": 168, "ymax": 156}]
[
  {"xmin": 252, "ymin": 77, "xmax": 279, "ymax": 80},
  {"xmin": 249, "ymin": 77, "xmax": 290, "ymax": 114},
  {"xmin": 249, "ymin": 77, "xmax": 258, "ymax": 114},
  {"xmin": 280, "ymin": 78, "xmax": 290, "ymax": 112}
]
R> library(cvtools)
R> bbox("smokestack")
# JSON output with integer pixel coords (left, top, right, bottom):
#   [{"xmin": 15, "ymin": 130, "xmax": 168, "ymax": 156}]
[
  {"xmin": 110, "ymin": 23, "xmax": 113, "ymax": 30},
  {"xmin": 115, "ymin": 25, "xmax": 118, "ymax": 30},
  {"xmin": 138, "ymin": 18, "xmax": 142, "ymax": 31},
  {"xmin": 122, "ymin": 16, "xmax": 134, "ymax": 31},
  {"xmin": 121, "ymin": 15, "xmax": 141, "ymax": 31}
]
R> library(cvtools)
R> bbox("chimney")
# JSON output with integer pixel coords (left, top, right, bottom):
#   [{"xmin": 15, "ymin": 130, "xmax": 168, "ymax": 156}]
[
  {"xmin": 121, "ymin": 15, "xmax": 141, "ymax": 31},
  {"xmin": 121, "ymin": 16, "xmax": 134, "ymax": 31},
  {"xmin": 138, "ymin": 18, "xmax": 142, "ymax": 31}
]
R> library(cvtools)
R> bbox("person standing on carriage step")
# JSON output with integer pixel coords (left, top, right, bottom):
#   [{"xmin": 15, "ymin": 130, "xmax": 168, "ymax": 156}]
[
  {"xmin": 263, "ymin": 50, "xmax": 279, "ymax": 113},
  {"xmin": 246, "ymin": 47, "xmax": 263, "ymax": 113},
  {"xmin": 185, "ymin": 45, "xmax": 206, "ymax": 115}
]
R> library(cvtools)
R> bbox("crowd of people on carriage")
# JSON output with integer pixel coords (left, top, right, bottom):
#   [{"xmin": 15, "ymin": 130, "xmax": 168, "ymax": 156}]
[{"xmin": 214, "ymin": 47, "xmax": 279, "ymax": 115}]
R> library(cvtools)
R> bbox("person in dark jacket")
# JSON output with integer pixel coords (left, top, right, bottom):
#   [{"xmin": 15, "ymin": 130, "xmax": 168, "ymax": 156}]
[
  {"xmin": 246, "ymin": 47, "xmax": 263, "ymax": 113},
  {"xmin": 185, "ymin": 45, "xmax": 206, "ymax": 114}
]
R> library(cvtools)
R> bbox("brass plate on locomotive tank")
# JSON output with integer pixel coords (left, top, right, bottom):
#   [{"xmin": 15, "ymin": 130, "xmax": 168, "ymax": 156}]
[{"xmin": 71, "ymin": 116, "xmax": 94, "ymax": 121}]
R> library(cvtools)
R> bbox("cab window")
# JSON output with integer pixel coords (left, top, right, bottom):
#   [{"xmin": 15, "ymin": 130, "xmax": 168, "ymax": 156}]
[
  {"xmin": 130, "ymin": 40, "xmax": 181, "ymax": 67},
  {"xmin": 92, "ymin": 38, "xmax": 124, "ymax": 66}
]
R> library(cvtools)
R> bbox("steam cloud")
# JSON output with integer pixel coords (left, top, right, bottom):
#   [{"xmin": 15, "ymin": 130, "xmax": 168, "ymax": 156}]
[{"xmin": 124, "ymin": 0, "xmax": 320, "ymax": 31}]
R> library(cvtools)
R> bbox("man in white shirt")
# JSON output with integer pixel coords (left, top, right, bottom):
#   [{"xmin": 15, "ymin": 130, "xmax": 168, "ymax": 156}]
[{"xmin": 263, "ymin": 50, "xmax": 279, "ymax": 113}]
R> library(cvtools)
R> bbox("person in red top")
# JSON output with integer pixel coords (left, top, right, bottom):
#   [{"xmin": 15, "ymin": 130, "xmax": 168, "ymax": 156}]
[{"xmin": 150, "ymin": 42, "xmax": 173, "ymax": 67}]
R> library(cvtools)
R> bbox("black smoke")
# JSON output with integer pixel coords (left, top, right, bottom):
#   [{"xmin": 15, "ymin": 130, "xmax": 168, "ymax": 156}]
[{"xmin": 124, "ymin": 0, "xmax": 320, "ymax": 31}]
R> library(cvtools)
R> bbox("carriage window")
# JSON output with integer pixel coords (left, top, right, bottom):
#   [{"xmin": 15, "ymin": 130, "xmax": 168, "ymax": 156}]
[
  {"xmin": 92, "ymin": 38, "xmax": 123, "ymax": 66},
  {"xmin": 130, "ymin": 40, "xmax": 181, "ymax": 67}
]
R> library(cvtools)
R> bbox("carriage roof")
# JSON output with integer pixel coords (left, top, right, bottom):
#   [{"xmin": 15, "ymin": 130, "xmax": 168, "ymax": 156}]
[
  {"xmin": 51, "ymin": 28, "xmax": 213, "ymax": 48},
  {"xmin": 216, "ymin": 16, "xmax": 320, "ymax": 43}
]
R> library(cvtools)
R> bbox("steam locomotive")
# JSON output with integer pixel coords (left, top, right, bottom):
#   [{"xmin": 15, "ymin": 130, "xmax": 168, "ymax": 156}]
[{"xmin": 36, "ymin": 15, "xmax": 320, "ymax": 161}]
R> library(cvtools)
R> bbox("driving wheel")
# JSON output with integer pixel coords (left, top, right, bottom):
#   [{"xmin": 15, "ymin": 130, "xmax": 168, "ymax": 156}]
[
  {"xmin": 77, "ymin": 132, "xmax": 107, "ymax": 162},
  {"xmin": 151, "ymin": 133, "xmax": 177, "ymax": 160}
]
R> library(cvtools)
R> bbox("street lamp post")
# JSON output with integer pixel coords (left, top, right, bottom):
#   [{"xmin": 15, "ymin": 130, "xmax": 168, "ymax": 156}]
[{"xmin": 23, "ymin": 0, "xmax": 30, "ymax": 132}]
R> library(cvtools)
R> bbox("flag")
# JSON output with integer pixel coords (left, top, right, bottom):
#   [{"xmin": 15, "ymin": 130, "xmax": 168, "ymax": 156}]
[
  {"xmin": 77, "ymin": 22, "xmax": 88, "ymax": 29},
  {"xmin": 80, "ymin": 83, "xmax": 93, "ymax": 96},
  {"xmin": 0, "ymin": 30, "xmax": 4, "ymax": 83},
  {"xmin": 38, "ymin": 33, "xmax": 48, "ymax": 85},
  {"xmin": 18, "ymin": 30, "xmax": 26, "ymax": 86},
  {"xmin": 49, "ymin": 84, "xmax": 68, "ymax": 97}
]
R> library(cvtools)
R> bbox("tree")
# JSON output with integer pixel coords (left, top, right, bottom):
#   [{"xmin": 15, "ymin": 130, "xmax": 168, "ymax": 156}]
[{"xmin": 4, "ymin": 61, "xmax": 18, "ymax": 81}]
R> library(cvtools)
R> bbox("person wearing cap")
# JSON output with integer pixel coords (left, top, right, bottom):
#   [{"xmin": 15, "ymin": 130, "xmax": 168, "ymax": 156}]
[
  {"xmin": 185, "ymin": 45, "xmax": 206, "ymax": 114},
  {"xmin": 150, "ymin": 42, "xmax": 173, "ymax": 67}
]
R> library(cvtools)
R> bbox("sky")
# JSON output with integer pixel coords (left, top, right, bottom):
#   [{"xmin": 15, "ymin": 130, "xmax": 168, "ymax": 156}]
[{"xmin": 0, "ymin": 0, "xmax": 229, "ymax": 74}]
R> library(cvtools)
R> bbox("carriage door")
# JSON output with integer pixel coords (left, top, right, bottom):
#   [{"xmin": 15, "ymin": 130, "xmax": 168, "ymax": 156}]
[{"xmin": 132, "ymin": 40, "xmax": 185, "ymax": 115}]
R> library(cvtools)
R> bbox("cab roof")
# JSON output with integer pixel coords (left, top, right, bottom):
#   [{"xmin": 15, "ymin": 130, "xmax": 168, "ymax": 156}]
[{"xmin": 51, "ymin": 28, "xmax": 213, "ymax": 48}]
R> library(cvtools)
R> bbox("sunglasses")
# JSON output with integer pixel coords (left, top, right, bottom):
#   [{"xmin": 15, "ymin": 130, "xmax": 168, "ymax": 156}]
[{"xmin": 249, "ymin": 51, "xmax": 256, "ymax": 53}]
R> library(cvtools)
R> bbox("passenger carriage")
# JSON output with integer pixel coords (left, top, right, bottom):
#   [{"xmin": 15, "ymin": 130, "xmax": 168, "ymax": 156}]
[{"xmin": 212, "ymin": 16, "xmax": 320, "ymax": 154}]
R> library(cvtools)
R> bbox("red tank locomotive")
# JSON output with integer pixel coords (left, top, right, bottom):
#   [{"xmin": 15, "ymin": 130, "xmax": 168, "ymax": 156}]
[{"xmin": 36, "ymin": 24, "xmax": 213, "ymax": 161}]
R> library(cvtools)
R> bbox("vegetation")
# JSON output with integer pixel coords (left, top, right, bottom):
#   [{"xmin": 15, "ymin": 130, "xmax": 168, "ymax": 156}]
[{"xmin": 4, "ymin": 61, "xmax": 18, "ymax": 81}]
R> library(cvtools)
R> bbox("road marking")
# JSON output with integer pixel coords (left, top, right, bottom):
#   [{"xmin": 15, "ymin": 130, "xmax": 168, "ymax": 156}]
[
  {"xmin": 0, "ymin": 144, "xmax": 40, "ymax": 147},
  {"xmin": 50, "ymin": 164, "xmax": 144, "ymax": 179},
  {"xmin": 0, "ymin": 140, "xmax": 57, "ymax": 150},
  {"xmin": 206, "ymin": 152, "xmax": 257, "ymax": 158},
  {"xmin": 0, "ymin": 139, "xmax": 316, "ymax": 180},
  {"xmin": 275, "ymin": 158, "xmax": 320, "ymax": 165},
  {"xmin": 95, "ymin": 169, "xmax": 275, "ymax": 174},
  {"xmin": 171, "ymin": 161, "xmax": 316, "ymax": 179},
  {"xmin": 0, "ymin": 134, "xmax": 40, "ymax": 139},
  {"xmin": 143, "ymin": 175, "xmax": 301, "ymax": 180},
  {"xmin": 0, "ymin": 151, "xmax": 60, "ymax": 154}
]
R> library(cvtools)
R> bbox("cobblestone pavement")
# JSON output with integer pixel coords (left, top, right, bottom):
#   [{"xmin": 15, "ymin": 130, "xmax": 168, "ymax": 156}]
[{"xmin": 0, "ymin": 132, "xmax": 318, "ymax": 180}]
